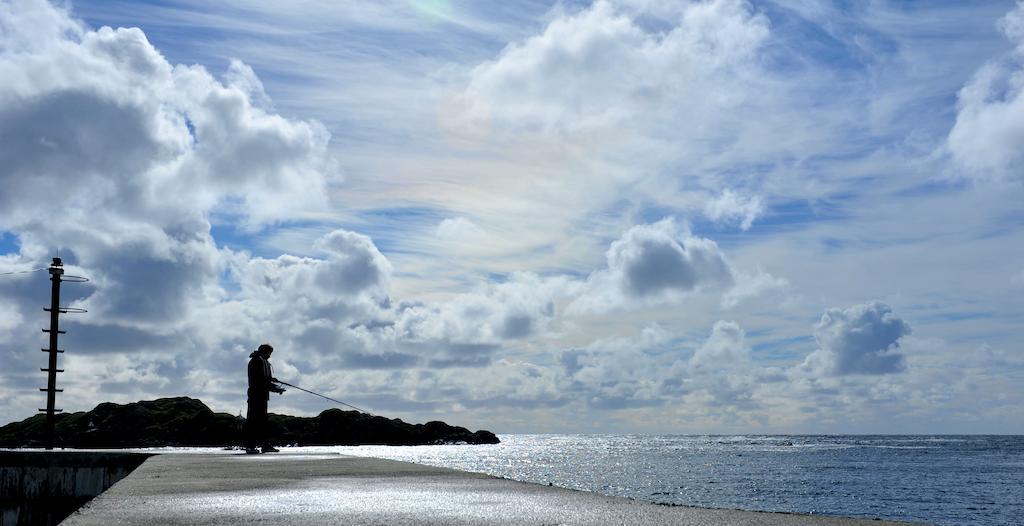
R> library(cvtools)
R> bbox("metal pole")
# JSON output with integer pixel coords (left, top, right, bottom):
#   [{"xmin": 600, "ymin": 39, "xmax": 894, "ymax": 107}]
[{"xmin": 40, "ymin": 257, "xmax": 64, "ymax": 450}]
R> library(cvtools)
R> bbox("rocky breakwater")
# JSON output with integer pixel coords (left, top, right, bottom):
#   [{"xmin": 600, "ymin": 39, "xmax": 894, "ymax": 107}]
[{"xmin": 0, "ymin": 397, "xmax": 499, "ymax": 448}]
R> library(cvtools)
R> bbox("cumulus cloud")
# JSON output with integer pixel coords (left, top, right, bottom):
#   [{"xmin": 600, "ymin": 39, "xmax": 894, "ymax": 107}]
[
  {"xmin": 947, "ymin": 2, "xmax": 1024, "ymax": 179},
  {"xmin": 233, "ymin": 230, "xmax": 391, "ymax": 324},
  {"xmin": 393, "ymin": 272, "xmax": 564, "ymax": 348},
  {"xmin": 0, "ymin": 0, "xmax": 341, "ymax": 417},
  {"xmin": 0, "ymin": 0, "xmax": 337, "ymax": 336},
  {"xmin": 223, "ymin": 59, "xmax": 273, "ymax": 111},
  {"xmin": 312, "ymin": 230, "xmax": 393, "ymax": 297},
  {"xmin": 206, "ymin": 232, "xmax": 566, "ymax": 374},
  {"xmin": 688, "ymin": 320, "xmax": 750, "ymax": 372},
  {"xmin": 669, "ymin": 320, "xmax": 789, "ymax": 414},
  {"xmin": 553, "ymin": 320, "xmax": 783, "ymax": 415},
  {"xmin": 608, "ymin": 221, "xmax": 732, "ymax": 298},
  {"xmin": 558, "ymin": 324, "xmax": 673, "ymax": 409},
  {"xmin": 445, "ymin": 0, "xmax": 769, "ymax": 138},
  {"xmin": 802, "ymin": 302, "xmax": 911, "ymax": 376},
  {"xmin": 570, "ymin": 218, "xmax": 733, "ymax": 312},
  {"xmin": 0, "ymin": 6, "xmax": 334, "ymax": 228}
]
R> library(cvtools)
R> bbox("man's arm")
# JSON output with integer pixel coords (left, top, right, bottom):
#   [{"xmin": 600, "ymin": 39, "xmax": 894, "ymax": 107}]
[{"xmin": 268, "ymin": 372, "xmax": 285, "ymax": 394}]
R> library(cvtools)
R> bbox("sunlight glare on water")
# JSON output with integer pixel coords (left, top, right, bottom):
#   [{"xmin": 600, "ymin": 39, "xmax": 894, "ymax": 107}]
[{"xmin": 304, "ymin": 434, "xmax": 1022, "ymax": 526}]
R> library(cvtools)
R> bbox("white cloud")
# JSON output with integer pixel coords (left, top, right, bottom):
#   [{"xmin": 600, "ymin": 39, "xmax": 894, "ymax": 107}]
[
  {"xmin": 424, "ymin": 0, "xmax": 807, "ymax": 303},
  {"xmin": 947, "ymin": 2, "xmax": 1024, "ymax": 179},
  {"xmin": 196, "ymin": 229, "xmax": 568, "ymax": 372},
  {"xmin": 970, "ymin": 344, "xmax": 1011, "ymax": 368},
  {"xmin": 394, "ymin": 272, "xmax": 565, "ymax": 345},
  {"xmin": 1000, "ymin": 1, "xmax": 1024, "ymax": 54},
  {"xmin": 223, "ymin": 59, "xmax": 273, "ymax": 111},
  {"xmin": 802, "ymin": 302, "xmax": 911, "ymax": 376},
  {"xmin": 721, "ymin": 268, "xmax": 788, "ymax": 309},
  {"xmin": 435, "ymin": 216, "xmax": 485, "ymax": 240},
  {"xmin": 688, "ymin": 320, "xmax": 750, "ymax": 372},
  {"xmin": 450, "ymin": 0, "xmax": 769, "ymax": 137},
  {"xmin": 234, "ymin": 232, "xmax": 390, "ymax": 317},
  {"xmin": 557, "ymin": 324, "xmax": 674, "ymax": 409},
  {"xmin": 0, "ymin": 296, "xmax": 23, "ymax": 343},
  {"xmin": 704, "ymin": 189, "xmax": 764, "ymax": 231}
]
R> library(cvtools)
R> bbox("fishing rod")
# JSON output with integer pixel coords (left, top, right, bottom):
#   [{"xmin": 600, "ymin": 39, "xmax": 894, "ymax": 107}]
[
  {"xmin": 275, "ymin": 381, "xmax": 375, "ymax": 416},
  {"xmin": 275, "ymin": 381, "xmax": 414, "ymax": 436}
]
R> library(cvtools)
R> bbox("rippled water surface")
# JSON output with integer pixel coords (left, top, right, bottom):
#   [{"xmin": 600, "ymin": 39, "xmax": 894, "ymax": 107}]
[{"xmin": 316, "ymin": 435, "xmax": 1022, "ymax": 526}]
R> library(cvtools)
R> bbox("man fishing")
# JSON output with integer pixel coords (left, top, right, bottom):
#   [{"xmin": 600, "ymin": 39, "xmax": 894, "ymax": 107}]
[{"xmin": 246, "ymin": 343, "xmax": 286, "ymax": 454}]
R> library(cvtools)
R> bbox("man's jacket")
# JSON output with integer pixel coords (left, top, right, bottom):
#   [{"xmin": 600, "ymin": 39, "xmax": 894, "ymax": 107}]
[{"xmin": 247, "ymin": 352, "xmax": 277, "ymax": 400}]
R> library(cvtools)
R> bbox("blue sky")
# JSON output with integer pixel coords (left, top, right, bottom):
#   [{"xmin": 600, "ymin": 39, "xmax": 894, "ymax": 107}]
[{"xmin": 0, "ymin": 0, "xmax": 1022, "ymax": 433}]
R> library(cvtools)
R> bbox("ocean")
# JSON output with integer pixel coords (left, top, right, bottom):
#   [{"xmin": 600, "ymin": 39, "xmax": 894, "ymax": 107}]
[{"xmin": 318, "ymin": 434, "xmax": 1024, "ymax": 526}]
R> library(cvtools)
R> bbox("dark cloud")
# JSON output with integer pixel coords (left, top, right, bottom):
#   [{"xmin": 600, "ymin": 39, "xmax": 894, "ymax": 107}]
[
  {"xmin": 425, "ymin": 344, "xmax": 497, "ymax": 368},
  {"xmin": 501, "ymin": 313, "xmax": 533, "ymax": 338},
  {"xmin": 314, "ymin": 230, "xmax": 392, "ymax": 297},
  {"xmin": 807, "ymin": 301, "xmax": 911, "ymax": 376},
  {"xmin": 558, "ymin": 349, "xmax": 587, "ymax": 375},
  {"xmin": 0, "ymin": 91, "xmax": 160, "ymax": 211},
  {"xmin": 570, "ymin": 219, "xmax": 736, "ymax": 313},
  {"xmin": 610, "ymin": 220, "xmax": 732, "ymax": 298},
  {"xmin": 63, "ymin": 321, "xmax": 180, "ymax": 354},
  {"xmin": 83, "ymin": 241, "xmax": 217, "ymax": 324},
  {"xmin": 586, "ymin": 395, "xmax": 663, "ymax": 410},
  {"xmin": 341, "ymin": 351, "xmax": 420, "ymax": 369},
  {"xmin": 460, "ymin": 396, "xmax": 571, "ymax": 410}
]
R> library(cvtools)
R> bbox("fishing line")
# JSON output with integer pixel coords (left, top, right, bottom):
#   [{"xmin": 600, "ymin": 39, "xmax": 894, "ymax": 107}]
[
  {"xmin": 276, "ymin": 381, "xmax": 375, "ymax": 416},
  {"xmin": 0, "ymin": 267, "xmax": 46, "ymax": 276}
]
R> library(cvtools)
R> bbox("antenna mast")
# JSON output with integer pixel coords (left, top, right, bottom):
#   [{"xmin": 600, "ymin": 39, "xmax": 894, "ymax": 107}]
[{"xmin": 39, "ymin": 257, "xmax": 87, "ymax": 450}]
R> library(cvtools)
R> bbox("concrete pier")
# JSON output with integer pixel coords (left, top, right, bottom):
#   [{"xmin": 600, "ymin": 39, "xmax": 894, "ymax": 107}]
[
  {"xmin": 0, "ymin": 451, "xmax": 150, "ymax": 525},
  {"xmin": 61, "ymin": 452, "xmax": 916, "ymax": 525}
]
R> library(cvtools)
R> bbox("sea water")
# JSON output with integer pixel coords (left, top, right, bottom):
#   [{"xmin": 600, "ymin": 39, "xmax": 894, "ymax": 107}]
[{"xmin": 318, "ymin": 435, "xmax": 1023, "ymax": 526}]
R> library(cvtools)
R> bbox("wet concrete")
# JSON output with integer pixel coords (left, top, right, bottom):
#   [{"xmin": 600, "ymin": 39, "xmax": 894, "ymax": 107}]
[{"xmin": 63, "ymin": 452, "xmax": 917, "ymax": 525}]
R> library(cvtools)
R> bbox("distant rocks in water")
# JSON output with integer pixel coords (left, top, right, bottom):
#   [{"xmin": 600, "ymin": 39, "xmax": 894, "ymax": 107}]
[{"xmin": 0, "ymin": 397, "xmax": 499, "ymax": 448}]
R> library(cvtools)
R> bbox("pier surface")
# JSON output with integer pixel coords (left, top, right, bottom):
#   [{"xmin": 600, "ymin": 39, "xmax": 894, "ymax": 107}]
[{"xmin": 63, "ymin": 452, "xmax": 915, "ymax": 525}]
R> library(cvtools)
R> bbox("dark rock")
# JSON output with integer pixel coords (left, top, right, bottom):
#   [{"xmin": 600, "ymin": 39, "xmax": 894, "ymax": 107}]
[{"xmin": 0, "ymin": 397, "xmax": 499, "ymax": 448}]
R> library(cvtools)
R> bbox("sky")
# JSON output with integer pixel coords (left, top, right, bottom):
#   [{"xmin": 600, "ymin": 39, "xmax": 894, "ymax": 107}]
[{"xmin": 0, "ymin": 0, "xmax": 1022, "ymax": 434}]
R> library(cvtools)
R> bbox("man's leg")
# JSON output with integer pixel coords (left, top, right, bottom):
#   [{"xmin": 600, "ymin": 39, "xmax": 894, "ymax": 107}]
[
  {"xmin": 245, "ymin": 398, "xmax": 267, "ymax": 453},
  {"xmin": 260, "ymin": 402, "xmax": 279, "ymax": 452}
]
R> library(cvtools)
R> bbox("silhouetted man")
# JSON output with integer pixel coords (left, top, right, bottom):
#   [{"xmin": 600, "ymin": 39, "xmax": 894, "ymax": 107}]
[{"xmin": 246, "ymin": 343, "xmax": 285, "ymax": 454}]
